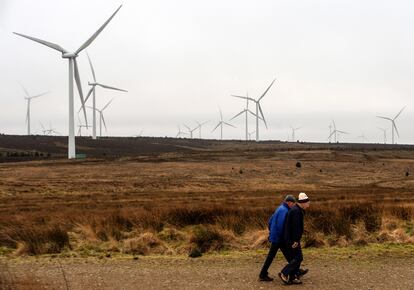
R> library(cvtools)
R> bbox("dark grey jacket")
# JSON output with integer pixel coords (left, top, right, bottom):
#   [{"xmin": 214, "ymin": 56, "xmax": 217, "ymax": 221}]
[{"xmin": 283, "ymin": 204, "xmax": 304, "ymax": 246}]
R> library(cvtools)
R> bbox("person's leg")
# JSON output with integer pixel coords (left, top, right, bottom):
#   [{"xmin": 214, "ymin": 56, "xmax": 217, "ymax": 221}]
[
  {"xmin": 259, "ymin": 242, "xmax": 279, "ymax": 278},
  {"xmin": 280, "ymin": 243, "xmax": 291, "ymax": 263},
  {"xmin": 281, "ymin": 246, "xmax": 303, "ymax": 278}
]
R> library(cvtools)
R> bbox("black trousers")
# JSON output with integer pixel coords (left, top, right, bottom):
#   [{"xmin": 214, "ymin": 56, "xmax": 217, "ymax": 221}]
[
  {"xmin": 281, "ymin": 244, "xmax": 303, "ymax": 278},
  {"xmin": 259, "ymin": 242, "xmax": 290, "ymax": 278}
]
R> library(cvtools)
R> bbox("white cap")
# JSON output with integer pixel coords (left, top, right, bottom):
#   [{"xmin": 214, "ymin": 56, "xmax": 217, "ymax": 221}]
[{"xmin": 298, "ymin": 192, "xmax": 309, "ymax": 203}]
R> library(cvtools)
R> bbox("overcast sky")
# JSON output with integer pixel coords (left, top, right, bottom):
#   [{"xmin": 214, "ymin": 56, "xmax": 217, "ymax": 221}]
[{"xmin": 1, "ymin": 0, "xmax": 414, "ymax": 143}]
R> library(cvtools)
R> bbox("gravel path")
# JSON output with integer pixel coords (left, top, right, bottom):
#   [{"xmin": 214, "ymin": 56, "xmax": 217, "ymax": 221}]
[{"xmin": 3, "ymin": 252, "xmax": 414, "ymax": 290}]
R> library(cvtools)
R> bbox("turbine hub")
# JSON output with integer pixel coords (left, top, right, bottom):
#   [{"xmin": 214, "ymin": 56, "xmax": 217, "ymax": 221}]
[{"xmin": 62, "ymin": 52, "xmax": 78, "ymax": 59}]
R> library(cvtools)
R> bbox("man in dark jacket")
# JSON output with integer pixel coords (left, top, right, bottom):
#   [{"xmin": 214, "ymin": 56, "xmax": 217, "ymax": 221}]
[
  {"xmin": 259, "ymin": 195, "xmax": 296, "ymax": 281},
  {"xmin": 279, "ymin": 192, "xmax": 310, "ymax": 285}
]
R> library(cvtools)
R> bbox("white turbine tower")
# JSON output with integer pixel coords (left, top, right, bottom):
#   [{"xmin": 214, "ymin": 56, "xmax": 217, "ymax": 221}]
[
  {"xmin": 328, "ymin": 120, "xmax": 349, "ymax": 143},
  {"xmin": 20, "ymin": 84, "xmax": 48, "ymax": 135},
  {"xmin": 14, "ymin": 5, "xmax": 122, "ymax": 158},
  {"xmin": 212, "ymin": 109, "xmax": 235, "ymax": 140},
  {"xmin": 376, "ymin": 107, "xmax": 405, "ymax": 145},
  {"xmin": 232, "ymin": 79, "xmax": 276, "ymax": 141},
  {"xmin": 378, "ymin": 127, "xmax": 387, "ymax": 144},
  {"xmin": 230, "ymin": 95, "xmax": 259, "ymax": 141},
  {"xmin": 290, "ymin": 126, "xmax": 302, "ymax": 142},
  {"xmin": 87, "ymin": 99, "xmax": 113, "ymax": 137},
  {"xmin": 83, "ymin": 52, "xmax": 127, "ymax": 140},
  {"xmin": 248, "ymin": 130, "xmax": 256, "ymax": 141}
]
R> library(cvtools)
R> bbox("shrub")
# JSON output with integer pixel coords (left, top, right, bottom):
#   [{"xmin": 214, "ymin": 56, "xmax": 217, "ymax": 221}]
[{"xmin": 190, "ymin": 225, "xmax": 225, "ymax": 253}]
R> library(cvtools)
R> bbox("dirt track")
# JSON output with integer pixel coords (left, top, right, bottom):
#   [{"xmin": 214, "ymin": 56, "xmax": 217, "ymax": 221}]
[{"xmin": 4, "ymin": 250, "xmax": 414, "ymax": 290}]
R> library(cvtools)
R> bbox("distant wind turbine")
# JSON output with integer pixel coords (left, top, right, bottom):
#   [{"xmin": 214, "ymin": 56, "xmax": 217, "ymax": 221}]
[
  {"xmin": 356, "ymin": 134, "xmax": 368, "ymax": 143},
  {"xmin": 232, "ymin": 79, "xmax": 276, "ymax": 141},
  {"xmin": 378, "ymin": 127, "xmax": 387, "ymax": 144},
  {"xmin": 248, "ymin": 130, "xmax": 256, "ymax": 141},
  {"xmin": 184, "ymin": 124, "xmax": 198, "ymax": 139},
  {"xmin": 230, "ymin": 94, "xmax": 260, "ymax": 141},
  {"xmin": 83, "ymin": 52, "xmax": 127, "ymax": 140},
  {"xmin": 14, "ymin": 5, "xmax": 123, "ymax": 158},
  {"xmin": 195, "ymin": 120, "xmax": 209, "ymax": 139},
  {"xmin": 212, "ymin": 109, "xmax": 235, "ymax": 140},
  {"xmin": 290, "ymin": 126, "xmax": 302, "ymax": 142},
  {"xmin": 376, "ymin": 107, "xmax": 405, "ymax": 144},
  {"xmin": 328, "ymin": 120, "xmax": 349, "ymax": 143},
  {"xmin": 176, "ymin": 126, "xmax": 188, "ymax": 138},
  {"xmin": 87, "ymin": 99, "xmax": 114, "ymax": 137},
  {"xmin": 20, "ymin": 84, "xmax": 48, "ymax": 135}
]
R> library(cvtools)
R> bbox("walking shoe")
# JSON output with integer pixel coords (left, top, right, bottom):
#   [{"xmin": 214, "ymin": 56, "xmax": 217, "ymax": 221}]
[
  {"xmin": 259, "ymin": 275, "xmax": 274, "ymax": 282},
  {"xmin": 298, "ymin": 268, "xmax": 309, "ymax": 278},
  {"xmin": 278, "ymin": 272, "xmax": 290, "ymax": 285},
  {"xmin": 290, "ymin": 278, "xmax": 303, "ymax": 285}
]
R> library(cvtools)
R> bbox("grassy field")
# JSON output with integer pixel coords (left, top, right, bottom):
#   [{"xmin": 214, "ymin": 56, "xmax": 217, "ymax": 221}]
[{"xmin": 1, "ymin": 138, "xmax": 413, "ymax": 258}]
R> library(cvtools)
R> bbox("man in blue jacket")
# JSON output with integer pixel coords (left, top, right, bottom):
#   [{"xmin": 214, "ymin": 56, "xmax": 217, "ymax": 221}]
[{"xmin": 259, "ymin": 195, "xmax": 296, "ymax": 281}]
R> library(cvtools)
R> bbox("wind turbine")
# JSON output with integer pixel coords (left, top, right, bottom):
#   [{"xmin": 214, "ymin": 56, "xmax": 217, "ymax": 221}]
[
  {"xmin": 87, "ymin": 99, "xmax": 113, "ymax": 137},
  {"xmin": 378, "ymin": 127, "xmax": 387, "ymax": 144},
  {"xmin": 195, "ymin": 120, "xmax": 209, "ymax": 139},
  {"xmin": 176, "ymin": 126, "xmax": 188, "ymax": 138},
  {"xmin": 230, "ymin": 94, "xmax": 260, "ymax": 141},
  {"xmin": 328, "ymin": 123, "xmax": 333, "ymax": 142},
  {"xmin": 14, "ymin": 5, "xmax": 122, "ymax": 158},
  {"xmin": 290, "ymin": 126, "xmax": 302, "ymax": 142},
  {"xmin": 77, "ymin": 115, "xmax": 88, "ymax": 137},
  {"xmin": 232, "ymin": 79, "xmax": 276, "ymax": 141},
  {"xmin": 20, "ymin": 84, "xmax": 48, "ymax": 135},
  {"xmin": 83, "ymin": 52, "xmax": 127, "ymax": 140},
  {"xmin": 212, "ymin": 109, "xmax": 235, "ymax": 140},
  {"xmin": 41, "ymin": 122, "xmax": 60, "ymax": 135},
  {"xmin": 184, "ymin": 124, "xmax": 198, "ymax": 139},
  {"xmin": 328, "ymin": 120, "xmax": 349, "ymax": 143},
  {"xmin": 376, "ymin": 107, "xmax": 405, "ymax": 145}
]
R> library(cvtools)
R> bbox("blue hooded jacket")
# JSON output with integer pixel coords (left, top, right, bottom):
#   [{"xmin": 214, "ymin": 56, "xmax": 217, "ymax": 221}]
[{"xmin": 268, "ymin": 202, "xmax": 290, "ymax": 243}]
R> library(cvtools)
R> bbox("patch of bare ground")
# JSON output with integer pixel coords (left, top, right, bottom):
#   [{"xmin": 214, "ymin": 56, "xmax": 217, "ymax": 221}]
[{"xmin": 2, "ymin": 245, "xmax": 414, "ymax": 289}]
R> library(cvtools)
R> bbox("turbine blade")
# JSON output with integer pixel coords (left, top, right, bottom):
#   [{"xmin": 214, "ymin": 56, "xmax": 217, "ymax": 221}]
[
  {"xmin": 393, "ymin": 121, "xmax": 400, "ymax": 137},
  {"xmin": 376, "ymin": 116, "xmax": 393, "ymax": 121},
  {"xmin": 258, "ymin": 78, "xmax": 276, "ymax": 101},
  {"xmin": 102, "ymin": 98, "xmax": 113, "ymax": 111},
  {"xmin": 212, "ymin": 122, "xmax": 221, "ymax": 132},
  {"xmin": 223, "ymin": 122, "xmax": 236, "ymax": 128},
  {"xmin": 13, "ymin": 32, "xmax": 67, "ymax": 53},
  {"xmin": 31, "ymin": 91, "xmax": 49, "ymax": 99},
  {"xmin": 86, "ymin": 52, "xmax": 97, "ymax": 82},
  {"xmin": 337, "ymin": 130, "xmax": 349, "ymax": 134},
  {"xmin": 184, "ymin": 124, "xmax": 191, "ymax": 131},
  {"xmin": 230, "ymin": 110, "xmax": 245, "ymax": 121},
  {"xmin": 97, "ymin": 83, "xmax": 127, "ymax": 92},
  {"xmin": 327, "ymin": 131, "xmax": 336, "ymax": 139},
  {"xmin": 258, "ymin": 103, "xmax": 267, "ymax": 128},
  {"xmin": 219, "ymin": 109, "xmax": 223, "ymax": 121},
  {"xmin": 84, "ymin": 87, "xmax": 94, "ymax": 104},
  {"xmin": 19, "ymin": 83, "xmax": 30, "ymax": 97},
  {"xmin": 73, "ymin": 58, "xmax": 88, "ymax": 127},
  {"xmin": 75, "ymin": 5, "xmax": 122, "ymax": 55},
  {"xmin": 393, "ymin": 106, "xmax": 405, "ymax": 120},
  {"xmin": 101, "ymin": 114, "xmax": 107, "ymax": 131},
  {"xmin": 332, "ymin": 120, "xmax": 336, "ymax": 130}
]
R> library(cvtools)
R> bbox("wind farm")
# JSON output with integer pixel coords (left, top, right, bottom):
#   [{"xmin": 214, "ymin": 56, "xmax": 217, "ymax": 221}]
[{"xmin": 1, "ymin": 2, "xmax": 414, "ymax": 290}]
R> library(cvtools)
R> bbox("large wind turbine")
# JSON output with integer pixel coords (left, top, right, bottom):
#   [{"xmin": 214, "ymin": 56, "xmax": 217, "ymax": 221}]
[
  {"xmin": 328, "ymin": 120, "xmax": 349, "ymax": 143},
  {"xmin": 232, "ymin": 79, "xmax": 276, "ymax": 141},
  {"xmin": 14, "ymin": 5, "xmax": 122, "ymax": 158},
  {"xmin": 230, "ymin": 95, "xmax": 259, "ymax": 141},
  {"xmin": 83, "ymin": 52, "xmax": 127, "ymax": 140},
  {"xmin": 290, "ymin": 126, "xmax": 302, "ymax": 142},
  {"xmin": 376, "ymin": 107, "xmax": 405, "ymax": 145},
  {"xmin": 87, "ymin": 99, "xmax": 113, "ymax": 137},
  {"xmin": 20, "ymin": 84, "xmax": 48, "ymax": 135},
  {"xmin": 212, "ymin": 109, "xmax": 235, "ymax": 140}
]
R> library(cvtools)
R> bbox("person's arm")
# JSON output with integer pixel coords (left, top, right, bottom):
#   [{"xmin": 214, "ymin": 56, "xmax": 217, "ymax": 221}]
[{"xmin": 290, "ymin": 210, "xmax": 301, "ymax": 247}]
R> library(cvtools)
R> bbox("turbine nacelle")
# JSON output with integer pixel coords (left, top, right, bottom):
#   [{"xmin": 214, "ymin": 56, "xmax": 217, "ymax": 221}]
[{"xmin": 62, "ymin": 52, "xmax": 78, "ymax": 59}]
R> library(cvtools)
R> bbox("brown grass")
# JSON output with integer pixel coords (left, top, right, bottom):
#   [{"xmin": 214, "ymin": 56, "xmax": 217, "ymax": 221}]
[{"xmin": 1, "ymin": 146, "xmax": 414, "ymax": 255}]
